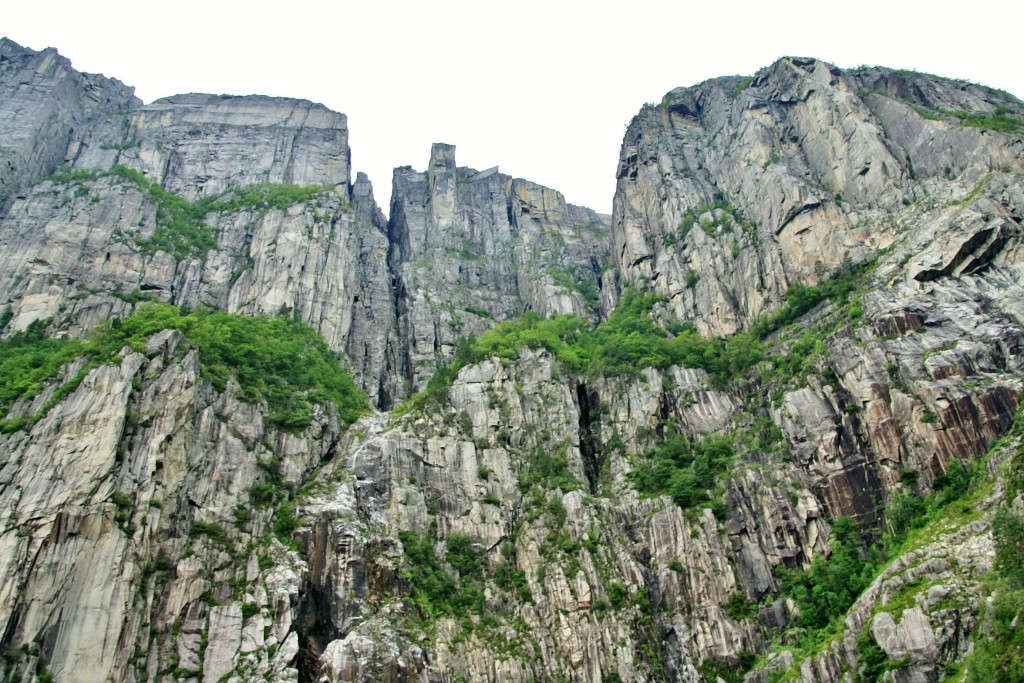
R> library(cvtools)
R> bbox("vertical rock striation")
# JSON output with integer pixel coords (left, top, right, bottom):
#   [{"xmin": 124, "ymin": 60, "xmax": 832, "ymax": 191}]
[
  {"xmin": 0, "ymin": 38, "xmax": 139, "ymax": 208},
  {"xmin": 1, "ymin": 43, "xmax": 1024, "ymax": 683},
  {"xmin": 388, "ymin": 143, "xmax": 610, "ymax": 394}
]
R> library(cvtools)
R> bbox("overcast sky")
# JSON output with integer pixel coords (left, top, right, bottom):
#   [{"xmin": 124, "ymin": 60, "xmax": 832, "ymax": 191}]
[{"xmin": 7, "ymin": 1, "xmax": 1024, "ymax": 214}]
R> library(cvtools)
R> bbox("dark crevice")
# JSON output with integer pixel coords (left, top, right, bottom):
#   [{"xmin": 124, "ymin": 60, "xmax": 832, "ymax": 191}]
[
  {"xmin": 576, "ymin": 383, "xmax": 603, "ymax": 493},
  {"xmin": 382, "ymin": 195, "xmax": 413, "ymax": 410}
]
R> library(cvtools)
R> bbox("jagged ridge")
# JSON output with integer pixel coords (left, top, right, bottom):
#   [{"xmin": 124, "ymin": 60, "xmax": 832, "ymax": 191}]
[{"xmin": 0, "ymin": 42, "xmax": 1023, "ymax": 683}]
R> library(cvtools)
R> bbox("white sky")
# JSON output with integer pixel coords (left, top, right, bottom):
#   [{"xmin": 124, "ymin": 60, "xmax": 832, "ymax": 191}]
[{"xmin": 7, "ymin": 1, "xmax": 1024, "ymax": 215}]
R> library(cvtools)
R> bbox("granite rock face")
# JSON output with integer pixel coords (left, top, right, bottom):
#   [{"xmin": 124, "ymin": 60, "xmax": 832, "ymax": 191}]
[
  {"xmin": 611, "ymin": 57, "xmax": 1024, "ymax": 336},
  {"xmin": 0, "ymin": 38, "xmax": 139, "ymax": 208},
  {"xmin": 74, "ymin": 93, "xmax": 353, "ymax": 201},
  {"xmin": 389, "ymin": 143, "xmax": 610, "ymax": 394},
  {"xmin": 1, "ymin": 44, "xmax": 1024, "ymax": 683}
]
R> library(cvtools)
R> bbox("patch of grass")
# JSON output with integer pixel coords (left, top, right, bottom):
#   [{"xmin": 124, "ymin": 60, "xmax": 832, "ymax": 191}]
[
  {"xmin": 958, "ymin": 173, "xmax": 993, "ymax": 208},
  {"xmin": 945, "ymin": 108, "xmax": 1023, "ymax": 135}
]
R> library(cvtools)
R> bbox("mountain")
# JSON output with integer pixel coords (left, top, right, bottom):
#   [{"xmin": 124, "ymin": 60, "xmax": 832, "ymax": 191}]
[{"xmin": 0, "ymin": 38, "xmax": 1023, "ymax": 683}]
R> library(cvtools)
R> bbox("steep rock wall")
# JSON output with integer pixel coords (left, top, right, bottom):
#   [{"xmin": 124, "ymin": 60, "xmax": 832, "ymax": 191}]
[
  {"xmin": 0, "ymin": 38, "xmax": 138, "ymax": 207},
  {"xmin": 0, "ymin": 44, "xmax": 1023, "ymax": 683},
  {"xmin": 389, "ymin": 143, "xmax": 610, "ymax": 394},
  {"xmin": 611, "ymin": 57, "xmax": 1024, "ymax": 336}
]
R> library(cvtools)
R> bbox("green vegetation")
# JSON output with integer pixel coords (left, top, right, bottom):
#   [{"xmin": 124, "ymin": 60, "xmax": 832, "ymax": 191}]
[
  {"xmin": 111, "ymin": 285, "xmax": 157, "ymax": 304},
  {"xmin": 398, "ymin": 531, "xmax": 487, "ymax": 620},
  {"xmin": 855, "ymin": 628, "xmax": 902, "ymax": 682},
  {"xmin": 628, "ymin": 434, "xmax": 735, "ymax": 512},
  {"xmin": 956, "ymin": 403, "xmax": 1024, "ymax": 681},
  {"xmin": 732, "ymin": 76, "xmax": 755, "ymax": 97},
  {"xmin": 93, "ymin": 304, "xmax": 367, "ymax": 430},
  {"xmin": 548, "ymin": 266, "xmax": 600, "ymax": 309},
  {"xmin": 945, "ymin": 106, "xmax": 1023, "ymax": 135},
  {"xmin": 0, "ymin": 304, "xmax": 367, "ymax": 433},
  {"xmin": 44, "ymin": 165, "xmax": 340, "ymax": 260},
  {"xmin": 401, "ymin": 258, "xmax": 871, "ymax": 415},
  {"xmin": 189, "ymin": 520, "xmax": 232, "ymax": 549},
  {"xmin": 749, "ymin": 258, "xmax": 867, "ymax": 339},
  {"xmin": 725, "ymin": 591, "xmax": 757, "ymax": 620},
  {"xmin": 869, "ymin": 92, "xmax": 1023, "ymax": 135},
  {"xmin": 0, "ymin": 321, "xmax": 86, "ymax": 429},
  {"xmin": 698, "ymin": 654, "xmax": 757, "ymax": 683},
  {"xmin": 519, "ymin": 442, "xmax": 578, "ymax": 494},
  {"xmin": 463, "ymin": 305, "xmax": 494, "ymax": 320},
  {"xmin": 666, "ymin": 195, "xmax": 759, "ymax": 246},
  {"xmin": 246, "ymin": 456, "xmax": 306, "ymax": 551},
  {"xmin": 777, "ymin": 517, "xmax": 873, "ymax": 630},
  {"xmin": 958, "ymin": 173, "xmax": 993, "ymax": 209},
  {"xmin": 763, "ymin": 452, "xmax": 981, "ymax": 680}
]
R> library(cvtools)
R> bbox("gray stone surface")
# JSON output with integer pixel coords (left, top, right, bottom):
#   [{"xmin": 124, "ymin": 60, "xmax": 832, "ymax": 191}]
[{"xmin": 0, "ymin": 45, "xmax": 1023, "ymax": 683}]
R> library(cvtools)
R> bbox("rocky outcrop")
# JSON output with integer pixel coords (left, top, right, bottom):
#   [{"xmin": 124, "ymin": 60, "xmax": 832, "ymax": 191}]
[
  {"xmin": 0, "ymin": 38, "xmax": 138, "ymax": 208},
  {"xmin": 73, "ymin": 93, "xmax": 352, "ymax": 201},
  {"xmin": 388, "ymin": 143, "xmax": 610, "ymax": 393},
  {"xmin": 0, "ymin": 61, "xmax": 611, "ymax": 407},
  {"xmin": 0, "ymin": 160, "xmax": 397, "ymax": 404},
  {"xmin": 611, "ymin": 57, "xmax": 1024, "ymax": 336},
  {"xmin": 0, "ymin": 329, "xmax": 344, "ymax": 683}
]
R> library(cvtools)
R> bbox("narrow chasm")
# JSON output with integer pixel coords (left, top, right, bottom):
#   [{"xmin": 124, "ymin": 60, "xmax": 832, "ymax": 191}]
[{"xmin": 576, "ymin": 383, "xmax": 604, "ymax": 493}]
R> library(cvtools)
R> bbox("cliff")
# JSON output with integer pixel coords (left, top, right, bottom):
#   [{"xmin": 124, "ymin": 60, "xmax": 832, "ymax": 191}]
[{"xmin": 0, "ymin": 41, "xmax": 1023, "ymax": 683}]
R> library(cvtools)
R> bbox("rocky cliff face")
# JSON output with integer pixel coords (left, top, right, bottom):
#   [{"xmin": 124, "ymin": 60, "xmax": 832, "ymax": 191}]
[
  {"xmin": 0, "ymin": 38, "xmax": 138, "ymax": 207},
  {"xmin": 389, "ymin": 143, "xmax": 609, "ymax": 395},
  {"xmin": 611, "ymin": 57, "xmax": 1023, "ymax": 336},
  {"xmin": 0, "ymin": 44, "xmax": 1023, "ymax": 683}
]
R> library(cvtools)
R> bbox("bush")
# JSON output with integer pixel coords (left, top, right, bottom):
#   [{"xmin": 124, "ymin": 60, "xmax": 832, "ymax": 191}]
[
  {"xmin": 777, "ymin": 517, "xmax": 871, "ymax": 630},
  {"xmin": 607, "ymin": 582, "xmax": 629, "ymax": 609},
  {"xmin": 628, "ymin": 433, "xmax": 735, "ymax": 511},
  {"xmin": 0, "ymin": 304, "xmax": 369, "ymax": 434},
  {"xmin": 725, "ymin": 591, "xmax": 757, "ymax": 620},
  {"xmin": 399, "ymin": 531, "xmax": 487, "ymax": 620},
  {"xmin": 88, "ymin": 304, "xmax": 368, "ymax": 431},
  {"xmin": 0, "ymin": 320, "xmax": 85, "ymax": 424}
]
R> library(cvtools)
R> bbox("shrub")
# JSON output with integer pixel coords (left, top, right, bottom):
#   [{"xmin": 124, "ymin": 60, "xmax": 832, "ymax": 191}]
[
  {"xmin": 399, "ymin": 531, "xmax": 487, "ymax": 620},
  {"xmin": 628, "ymin": 433, "xmax": 735, "ymax": 511},
  {"xmin": 725, "ymin": 591, "xmax": 757, "ymax": 620},
  {"xmin": 90, "ymin": 304, "xmax": 368, "ymax": 430},
  {"xmin": 0, "ymin": 304, "xmax": 368, "ymax": 434},
  {"xmin": 777, "ymin": 517, "xmax": 871, "ymax": 630},
  {"xmin": 0, "ymin": 320, "xmax": 85, "ymax": 425}
]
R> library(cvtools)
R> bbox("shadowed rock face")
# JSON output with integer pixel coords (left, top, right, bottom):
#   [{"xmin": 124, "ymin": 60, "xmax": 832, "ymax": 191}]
[
  {"xmin": 1, "ymin": 45, "xmax": 1024, "ymax": 683},
  {"xmin": 0, "ymin": 38, "xmax": 139, "ymax": 208}
]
